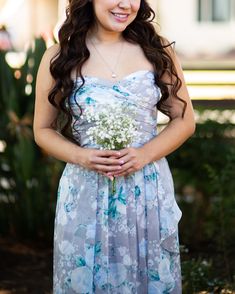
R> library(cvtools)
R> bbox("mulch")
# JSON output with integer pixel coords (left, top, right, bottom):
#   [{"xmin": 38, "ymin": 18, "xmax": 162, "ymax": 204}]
[{"xmin": 0, "ymin": 237, "xmax": 53, "ymax": 294}]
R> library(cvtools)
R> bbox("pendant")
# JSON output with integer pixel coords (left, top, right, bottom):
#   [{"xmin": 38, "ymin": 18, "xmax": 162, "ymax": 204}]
[{"xmin": 112, "ymin": 72, "xmax": 117, "ymax": 79}]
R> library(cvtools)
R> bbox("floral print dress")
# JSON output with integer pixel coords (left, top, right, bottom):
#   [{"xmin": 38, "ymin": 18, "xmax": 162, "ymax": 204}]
[{"xmin": 53, "ymin": 70, "xmax": 182, "ymax": 293}]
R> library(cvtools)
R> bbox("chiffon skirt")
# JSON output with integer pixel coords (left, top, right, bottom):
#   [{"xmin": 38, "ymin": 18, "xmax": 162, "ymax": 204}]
[{"xmin": 53, "ymin": 157, "xmax": 182, "ymax": 293}]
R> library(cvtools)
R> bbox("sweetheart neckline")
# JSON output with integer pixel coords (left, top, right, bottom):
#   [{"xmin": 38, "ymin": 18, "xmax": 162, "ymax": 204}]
[{"xmin": 74, "ymin": 69, "xmax": 154, "ymax": 84}]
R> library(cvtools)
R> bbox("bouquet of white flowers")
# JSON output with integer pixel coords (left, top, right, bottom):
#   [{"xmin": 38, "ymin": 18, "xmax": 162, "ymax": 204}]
[{"xmin": 83, "ymin": 103, "xmax": 139, "ymax": 195}]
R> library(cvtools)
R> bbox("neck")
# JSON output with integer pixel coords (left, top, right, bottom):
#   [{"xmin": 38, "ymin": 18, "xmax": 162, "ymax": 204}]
[{"xmin": 88, "ymin": 26, "xmax": 123, "ymax": 44}]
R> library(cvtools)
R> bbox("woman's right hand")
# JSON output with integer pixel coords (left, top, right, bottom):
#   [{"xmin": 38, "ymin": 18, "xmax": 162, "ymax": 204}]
[{"xmin": 77, "ymin": 148, "xmax": 124, "ymax": 180}]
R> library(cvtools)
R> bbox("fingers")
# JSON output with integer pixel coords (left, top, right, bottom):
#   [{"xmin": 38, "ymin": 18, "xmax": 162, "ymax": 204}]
[
  {"xmin": 91, "ymin": 156, "xmax": 124, "ymax": 166},
  {"xmin": 113, "ymin": 168, "xmax": 134, "ymax": 178},
  {"xmin": 117, "ymin": 148, "xmax": 137, "ymax": 163},
  {"xmin": 94, "ymin": 164, "xmax": 122, "ymax": 173},
  {"xmin": 99, "ymin": 171, "xmax": 114, "ymax": 181},
  {"xmin": 108, "ymin": 161, "xmax": 133, "ymax": 176},
  {"xmin": 116, "ymin": 148, "xmax": 130, "ymax": 158},
  {"xmin": 106, "ymin": 148, "xmax": 136, "ymax": 176},
  {"xmin": 86, "ymin": 148, "xmax": 137, "ymax": 176},
  {"xmin": 115, "ymin": 154, "xmax": 130, "ymax": 165},
  {"xmin": 97, "ymin": 150, "xmax": 121, "ymax": 158},
  {"xmin": 85, "ymin": 149, "xmax": 124, "ymax": 175},
  {"xmin": 91, "ymin": 148, "xmax": 143, "ymax": 178}
]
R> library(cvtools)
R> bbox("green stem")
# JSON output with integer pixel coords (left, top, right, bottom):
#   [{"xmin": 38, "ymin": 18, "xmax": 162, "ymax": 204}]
[{"xmin": 112, "ymin": 178, "xmax": 116, "ymax": 196}]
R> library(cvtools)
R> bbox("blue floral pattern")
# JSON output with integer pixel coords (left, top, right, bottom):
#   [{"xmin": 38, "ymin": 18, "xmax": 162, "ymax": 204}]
[{"xmin": 54, "ymin": 70, "xmax": 182, "ymax": 293}]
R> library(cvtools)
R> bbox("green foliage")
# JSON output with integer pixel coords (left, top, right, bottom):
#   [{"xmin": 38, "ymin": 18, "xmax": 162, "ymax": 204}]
[
  {"xmin": 0, "ymin": 39, "xmax": 64, "ymax": 241},
  {"xmin": 181, "ymin": 255, "xmax": 235, "ymax": 293},
  {"xmin": 182, "ymin": 256, "xmax": 215, "ymax": 293},
  {"xmin": 168, "ymin": 119, "xmax": 235, "ymax": 290},
  {"xmin": 168, "ymin": 120, "xmax": 235, "ymax": 196}
]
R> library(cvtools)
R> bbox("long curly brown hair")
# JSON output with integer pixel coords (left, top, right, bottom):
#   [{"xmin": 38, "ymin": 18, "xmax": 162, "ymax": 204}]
[{"xmin": 49, "ymin": 0, "xmax": 186, "ymax": 143}]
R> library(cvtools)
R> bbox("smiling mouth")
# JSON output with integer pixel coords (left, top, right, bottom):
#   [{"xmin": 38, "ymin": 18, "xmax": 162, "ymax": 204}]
[{"xmin": 111, "ymin": 12, "xmax": 130, "ymax": 20}]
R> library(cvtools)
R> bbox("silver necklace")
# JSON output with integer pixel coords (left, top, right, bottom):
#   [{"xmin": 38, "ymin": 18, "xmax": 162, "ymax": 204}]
[{"xmin": 90, "ymin": 39, "xmax": 124, "ymax": 79}]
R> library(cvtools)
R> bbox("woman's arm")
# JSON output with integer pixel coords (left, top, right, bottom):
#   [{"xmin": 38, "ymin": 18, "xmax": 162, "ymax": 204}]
[
  {"xmin": 33, "ymin": 44, "xmax": 123, "ymax": 175},
  {"xmin": 109, "ymin": 47, "xmax": 196, "ymax": 177},
  {"xmin": 140, "ymin": 47, "xmax": 196, "ymax": 162}
]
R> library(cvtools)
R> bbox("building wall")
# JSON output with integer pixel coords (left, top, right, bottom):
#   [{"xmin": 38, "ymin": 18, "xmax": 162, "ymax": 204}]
[
  {"xmin": 158, "ymin": 0, "xmax": 235, "ymax": 57},
  {"xmin": 0, "ymin": 0, "xmax": 6, "ymax": 7},
  {"xmin": 148, "ymin": 0, "xmax": 157, "ymax": 14},
  {"xmin": 30, "ymin": 0, "xmax": 58, "ymax": 39},
  {"xmin": 0, "ymin": 0, "xmax": 58, "ymax": 50}
]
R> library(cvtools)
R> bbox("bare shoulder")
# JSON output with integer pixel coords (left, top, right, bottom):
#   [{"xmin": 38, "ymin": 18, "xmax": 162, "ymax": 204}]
[
  {"xmin": 36, "ymin": 44, "xmax": 61, "ymax": 91},
  {"xmin": 159, "ymin": 36, "xmax": 183, "ymax": 72},
  {"xmin": 160, "ymin": 37, "xmax": 176, "ymax": 56},
  {"xmin": 40, "ymin": 43, "xmax": 61, "ymax": 66}
]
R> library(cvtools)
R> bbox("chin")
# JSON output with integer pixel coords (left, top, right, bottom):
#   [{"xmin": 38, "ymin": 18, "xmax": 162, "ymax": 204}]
[
  {"xmin": 108, "ymin": 23, "xmax": 131, "ymax": 33},
  {"xmin": 112, "ymin": 26, "xmax": 128, "ymax": 33}
]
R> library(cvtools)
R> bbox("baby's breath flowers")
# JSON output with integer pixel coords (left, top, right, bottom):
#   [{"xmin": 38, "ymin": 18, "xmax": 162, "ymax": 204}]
[{"xmin": 83, "ymin": 103, "xmax": 139, "ymax": 195}]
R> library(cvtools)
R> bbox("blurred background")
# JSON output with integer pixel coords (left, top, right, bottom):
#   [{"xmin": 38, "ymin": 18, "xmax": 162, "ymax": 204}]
[{"xmin": 0, "ymin": 0, "xmax": 234, "ymax": 293}]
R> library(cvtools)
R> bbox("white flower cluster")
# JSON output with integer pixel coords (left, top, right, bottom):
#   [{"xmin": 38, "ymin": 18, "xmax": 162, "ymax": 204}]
[{"xmin": 84, "ymin": 103, "xmax": 138, "ymax": 150}]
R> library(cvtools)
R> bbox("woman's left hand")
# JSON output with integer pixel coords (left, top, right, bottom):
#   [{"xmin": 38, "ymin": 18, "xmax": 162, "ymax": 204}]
[{"xmin": 107, "ymin": 147, "xmax": 149, "ymax": 178}]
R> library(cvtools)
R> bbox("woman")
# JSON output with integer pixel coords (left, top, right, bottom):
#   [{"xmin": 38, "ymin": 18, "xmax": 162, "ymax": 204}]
[{"xmin": 34, "ymin": 0, "xmax": 195, "ymax": 293}]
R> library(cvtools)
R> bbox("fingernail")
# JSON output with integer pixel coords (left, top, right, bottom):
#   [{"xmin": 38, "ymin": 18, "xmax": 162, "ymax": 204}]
[
  {"xmin": 118, "ymin": 166, "xmax": 122, "ymax": 169},
  {"xmin": 119, "ymin": 160, "xmax": 124, "ymax": 164}
]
